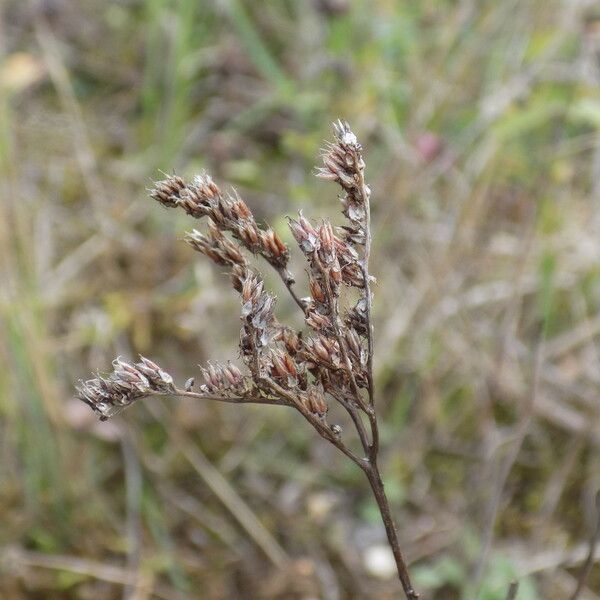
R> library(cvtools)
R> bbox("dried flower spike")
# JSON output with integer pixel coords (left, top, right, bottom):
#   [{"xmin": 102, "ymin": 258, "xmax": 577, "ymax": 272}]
[{"xmin": 76, "ymin": 121, "xmax": 418, "ymax": 600}]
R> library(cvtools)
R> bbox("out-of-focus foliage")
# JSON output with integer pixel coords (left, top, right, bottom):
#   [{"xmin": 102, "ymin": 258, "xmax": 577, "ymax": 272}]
[{"xmin": 1, "ymin": 0, "xmax": 600, "ymax": 598}]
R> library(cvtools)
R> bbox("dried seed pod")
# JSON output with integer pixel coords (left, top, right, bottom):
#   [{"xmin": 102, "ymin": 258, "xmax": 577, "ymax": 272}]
[
  {"xmin": 239, "ymin": 272, "xmax": 276, "ymax": 353},
  {"xmin": 329, "ymin": 261, "xmax": 343, "ymax": 286},
  {"xmin": 338, "ymin": 224, "xmax": 365, "ymax": 246},
  {"xmin": 200, "ymin": 361, "xmax": 247, "ymax": 394},
  {"xmin": 238, "ymin": 221, "xmax": 261, "ymax": 248},
  {"xmin": 345, "ymin": 328, "xmax": 362, "ymax": 359},
  {"xmin": 315, "ymin": 122, "xmax": 370, "ymax": 248},
  {"xmin": 288, "ymin": 212, "xmax": 320, "ymax": 254},
  {"xmin": 185, "ymin": 223, "xmax": 247, "ymax": 268},
  {"xmin": 305, "ymin": 306, "xmax": 331, "ymax": 331},
  {"xmin": 176, "ymin": 177, "xmax": 219, "ymax": 218},
  {"xmin": 316, "ymin": 125, "xmax": 362, "ymax": 192},
  {"xmin": 309, "ymin": 276, "xmax": 326, "ymax": 304},
  {"xmin": 266, "ymin": 349, "xmax": 299, "ymax": 388},
  {"xmin": 230, "ymin": 264, "xmax": 247, "ymax": 293},
  {"xmin": 312, "ymin": 338, "xmax": 331, "ymax": 362},
  {"xmin": 261, "ymin": 229, "xmax": 281, "ymax": 256},
  {"xmin": 150, "ymin": 172, "xmax": 290, "ymax": 271},
  {"xmin": 241, "ymin": 274, "xmax": 264, "ymax": 311},
  {"xmin": 273, "ymin": 326, "xmax": 301, "ymax": 355},
  {"xmin": 192, "ymin": 173, "xmax": 221, "ymax": 200},
  {"xmin": 305, "ymin": 335, "xmax": 340, "ymax": 366},
  {"xmin": 305, "ymin": 386, "xmax": 327, "ymax": 416},
  {"xmin": 231, "ymin": 198, "xmax": 252, "ymax": 220},
  {"xmin": 318, "ymin": 221, "xmax": 336, "ymax": 263},
  {"xmin": 341, "ymin": 263, "xmax": 365, "ymax": 287}
]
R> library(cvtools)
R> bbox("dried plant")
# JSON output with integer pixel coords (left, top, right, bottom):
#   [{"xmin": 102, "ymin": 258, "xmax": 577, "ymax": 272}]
[{"xmin": 76, "ymin": 121, "xmax": 419, "ymax": 599}]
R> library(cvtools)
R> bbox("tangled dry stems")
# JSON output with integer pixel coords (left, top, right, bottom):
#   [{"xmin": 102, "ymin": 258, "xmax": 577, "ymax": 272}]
[{"xmin": 76, "ymin": 121, "xmax": 418, "ymax": 599}]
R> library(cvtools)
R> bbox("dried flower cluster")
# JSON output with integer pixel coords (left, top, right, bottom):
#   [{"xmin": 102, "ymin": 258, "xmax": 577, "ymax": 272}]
[
  {"xmin": 77, "ymin": 356, "xmax": 175, "ymax": 420},
  {"xmin": 76, "ymin": 121, "xmax": 418, "ymax": 599}
]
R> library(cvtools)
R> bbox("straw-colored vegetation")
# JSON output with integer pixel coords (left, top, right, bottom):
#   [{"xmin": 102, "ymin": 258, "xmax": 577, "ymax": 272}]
[{"xmin": 1, "ymin": 1, "xmax": 600, "ymax": 598}]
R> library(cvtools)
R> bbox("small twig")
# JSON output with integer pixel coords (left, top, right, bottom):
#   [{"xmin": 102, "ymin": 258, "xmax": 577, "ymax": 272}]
[
  {"xmin": 146, "ymin": 401, "xmax": 290, "ymax": 568},
  {"xmin": 120, "ymin": 434, "xmax": 143, "ymax": 600},
  {"xmin": 570, "ymin": 491, "xmax": 600, "ymax": 600},
  {"xmin": 473, "ymin": 336, "xmax": 541, "ymax": 588},
  {"xmin": 506, "ymin": 581, "xmax": 519, "ymax": 600},
  {"xmin": 1, "ymin": 547, "xmax": 178, "ymax": 600}
]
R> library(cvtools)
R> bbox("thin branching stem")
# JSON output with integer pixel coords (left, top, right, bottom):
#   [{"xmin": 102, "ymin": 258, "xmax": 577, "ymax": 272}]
[
  {"xmin": 264, "ymin": 378, "xmax": 365, "ymax": 467},
  {"xmin": 150, "ymin": 389, "xmax": 288, "ymax": 407},
  {"xmin": 327, "ymin": 387, "xmax": 371, "ymax": 455},
  {"xmin": 357, "ymin": 172, "xmax": 375, "ymax": 407},
  {"xmin": 275, "ymin": 267, "xmax": 306, "ymax": 313}
]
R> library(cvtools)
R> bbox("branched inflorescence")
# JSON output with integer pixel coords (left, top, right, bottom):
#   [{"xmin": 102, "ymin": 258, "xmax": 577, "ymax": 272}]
[{"xmin": 76, "ymin": 121, "xmax": 418, "ymax": 599}]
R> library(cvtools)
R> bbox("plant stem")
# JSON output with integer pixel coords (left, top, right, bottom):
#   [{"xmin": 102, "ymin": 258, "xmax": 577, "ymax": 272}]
[
  {"xmin": 364, "ymin": 461, "xmax": 419, "ymax": 600},
  {"xmin": 358, "ymin": 172, "xmax": 375, "ymax": 407},
  {"xmin": 276, "ymin": 266, "xmax": 306, "ymax": 313}
]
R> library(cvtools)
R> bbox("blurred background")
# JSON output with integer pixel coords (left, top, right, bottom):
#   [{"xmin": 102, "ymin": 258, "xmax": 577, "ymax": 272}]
[{"xmin": 1, "ymin": 0, "xmax": 600, "ymax": 598}]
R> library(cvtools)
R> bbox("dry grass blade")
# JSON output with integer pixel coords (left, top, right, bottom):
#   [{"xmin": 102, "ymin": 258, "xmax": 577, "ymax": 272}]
[
  {"xmin": 570, "ymin": 492, "xmax": 600, "ymax": 600},
  {"xmin": 1, "ymin": 547, "xmax": 181, "ymax": 600},
  {"xmin": 146, "ymin": 401, "xmax": 290, "ymax": 569}
]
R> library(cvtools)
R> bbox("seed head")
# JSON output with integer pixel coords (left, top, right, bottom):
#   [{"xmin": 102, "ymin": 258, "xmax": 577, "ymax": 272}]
[
  {"xmin": 150, "ymin": 175, "xmax": 187, "ymax": 208},
  {"xmin": 200, "ymin": 361, "xmax": 248, "ymax": 394},
  {"xmin": 304, "ymin": 385, "xmax": 327, "ymax": 417},
  {"xmin": 76, "ymin": 356, "xmax": 175, "ymax": 420}
]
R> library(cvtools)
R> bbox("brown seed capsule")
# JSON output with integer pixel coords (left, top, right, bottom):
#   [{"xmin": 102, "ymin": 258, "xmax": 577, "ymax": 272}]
[
  {"xmin": 319, "ymin": 222, "xmax": 335, "ymax": 258},
  {"xmin": 150, "ymin": 175, "xmax": 186, "ymax": 208},
  {"xmin": 305, "ymin": 308, "xmax": 331, "ymax": 331},
  {"xmin": 309, "ymin": 277, "xmax": 326, "ymax": 304},
  {"xmin": 306, "ymin": 386, "xmax": 327, "ymax": 416},
  {"xmin": 239, "ymin": 223, "xmax": 260, "ymax": 247},
  {"xmin": 272, "ymin": 232, "xmax": 287, "ymax": 255},
  {"xmin": 270, "ymin": 351, "xmax": 287, "ymax": 378},
  {"xmin": 288, "ymin": 212, "xmax": 320, "ymax": 254},
  {"xmin": 242, "ymin": 275, "xmax": 263, "ymax": 305},
  {"xmin": 274, "ymin": 327, "xmax": 301, "ymax": 355},
  {"xmin": 330, "ymin": 263, "xmax": 342, "ymax": 285},
  {"xmin": 345, "ymin": 328, "xmax": 361, "ymax": 358},
  {"xmin": 232, "ymin": 198, "xmax": 252, "ymax": 220},
  {"xmin": 224, "ymin": 362, "xmax": 243, "ymax": 385},
  {"xmin": 282, "ymin": 353, "xmax": 298, "ymax": 377},
  {"xmin": 76, "ymin": 356, "xmax": 175, "ymax": 420},
  {"xmin": 192, "ymin": 174, "xmax": 221, "ymax": 199},
  {"xmin": 312, "ymin": 338, "xmax": 331, "ymax": 362}
]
